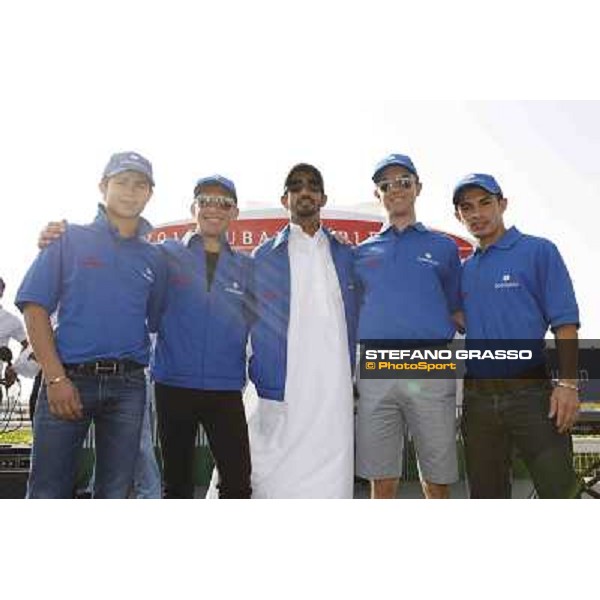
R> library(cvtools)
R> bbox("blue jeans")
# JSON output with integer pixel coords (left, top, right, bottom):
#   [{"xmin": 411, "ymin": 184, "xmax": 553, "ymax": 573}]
[
  {"xmin": 462, "ymin": 380, "xmax": 580, "ymax": 499},
  {"xmin": 84, "ymin": 379, "xmax": 161, "ymax": 498},
  {"xmin": 27, "ymin": 370, "xmax": 146, "ymax": 499},
  {"xmin": 130, "ymin": 382, "xmax": 161, "ymax": 498}
]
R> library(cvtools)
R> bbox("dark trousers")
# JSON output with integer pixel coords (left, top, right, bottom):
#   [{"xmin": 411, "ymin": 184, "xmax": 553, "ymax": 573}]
[
  {"xmin": 461, "ymin": 381, "xmax": 580, "ymax": 498},
  {"xmin": 154, "ymin": 382, "xmax": 251, "ymax": 499}
]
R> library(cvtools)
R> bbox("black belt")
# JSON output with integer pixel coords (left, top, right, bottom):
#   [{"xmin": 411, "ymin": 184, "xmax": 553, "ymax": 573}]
[
  {"xmin": 63, "ymin": 359, "xmax": 145, "ymax": 376},
  {"xmin": 464, "ymin": 364, "xmax": 549, "ymax": 393}
]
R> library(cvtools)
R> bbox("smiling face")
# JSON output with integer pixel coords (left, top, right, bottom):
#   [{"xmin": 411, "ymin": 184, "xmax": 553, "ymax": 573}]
[
  {"xmin": 100, "ymin": 170, "xmax": 153, "ymax": 223},
  {"xmin": 374, "ymin": 165, "xmax": 421, "ymax": 223},
  {"xmin": 454, "ymin": 185, "xmax": 507, "ymax": 247},
  {"xmin": 192, "ymin": 183, "xmax": 239, "ymax": 240},
  {"xmin": 281, "ymin": 167, "xmax": 327, "ymax": 223}
]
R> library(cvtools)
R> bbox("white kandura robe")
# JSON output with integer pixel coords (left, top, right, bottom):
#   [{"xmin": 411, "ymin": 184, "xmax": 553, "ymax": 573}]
[{"xmin": 206, "ymin": 224, "xmax": 354, "ymax": 499}]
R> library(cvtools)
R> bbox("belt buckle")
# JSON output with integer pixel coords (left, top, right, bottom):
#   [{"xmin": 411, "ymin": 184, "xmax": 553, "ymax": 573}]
[{"xmin": 95, "ymin": 361, "xmax": 118, "ymax": 375}]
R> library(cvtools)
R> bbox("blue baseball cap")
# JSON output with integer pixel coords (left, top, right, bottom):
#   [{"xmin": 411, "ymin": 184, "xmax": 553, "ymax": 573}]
[
  {"xmin": 193, "ymin": 174, "xmax": 237, "ymax": 202},
  {"xmin": 102, "ymin": 151, "xmax": 154, "ymax": 186},
  {"xmin": 372, "ymin": 153, "xmax": 419, "ymax": 182},
  {"xmin": 452, "ymin": 173, "xmax": 503, "ymax": 205}
]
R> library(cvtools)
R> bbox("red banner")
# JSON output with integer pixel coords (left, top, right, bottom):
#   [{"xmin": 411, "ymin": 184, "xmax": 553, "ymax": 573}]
[{"xmin": 148, "ymin": 211, "xmax": 474, "ymax": 259}]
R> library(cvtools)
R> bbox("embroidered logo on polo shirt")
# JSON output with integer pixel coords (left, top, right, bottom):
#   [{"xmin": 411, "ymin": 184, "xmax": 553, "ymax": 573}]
[
  {"xmin": 225, "ymin": 281, "xmax": 244, "ymax": 295},
  {"xmin": 82, "ymin": 256, "xmax": 105, "ymax": 268},
  {"xmin": 494, "ymin": 273, "xmax": 520, "ymax": 289},
  {"xmin": 417, "ymin": 252, "xmax": 440, "ymax": 266},
  {"xmin": 141, "ymin": 267, "xmax": 155, "ymax": 283}
]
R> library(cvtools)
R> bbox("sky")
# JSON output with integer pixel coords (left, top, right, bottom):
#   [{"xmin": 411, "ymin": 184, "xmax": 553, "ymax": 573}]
[
  {"xmin": 0, "ymin": 2, "xmax": 598, "ymax": 373},
  {"xmin": 1, "ymin": 3, "xmax": 598, "ymax": 338}
]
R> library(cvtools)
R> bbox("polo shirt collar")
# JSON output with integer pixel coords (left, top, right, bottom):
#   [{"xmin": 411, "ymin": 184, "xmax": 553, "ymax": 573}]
[
  {"xmin": 92, "ymin": 204, "xmax": 153, "ymax": 239},
  {"xmin": 181, "ymin": 229, "xmax": 233, "ymax": 254},
  {"xmin": 475, "ymin": 226, "xmax": 522, "ymax": 254},
  {"xmin": 379, "ymin": 221, "xmax": 427, "ymax": 235}
]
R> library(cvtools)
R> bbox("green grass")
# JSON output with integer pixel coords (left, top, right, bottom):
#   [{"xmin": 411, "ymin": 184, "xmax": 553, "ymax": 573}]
[{"xmin": 0, "ymin": 428, "xmax": 33, "ymax": 445}]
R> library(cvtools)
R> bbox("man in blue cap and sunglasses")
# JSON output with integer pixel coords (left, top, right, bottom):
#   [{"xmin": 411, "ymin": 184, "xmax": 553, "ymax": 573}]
[
  {"xmin": 355, "ymin": 153, "xmax": 463, "ymax": 499},
  {"xmin": 152, "ymin": 174, "xmax": 253, "ymax": 499},
  {"xmin": 453, "ymin": 173, "xmax": 581, "ymax": 498}
]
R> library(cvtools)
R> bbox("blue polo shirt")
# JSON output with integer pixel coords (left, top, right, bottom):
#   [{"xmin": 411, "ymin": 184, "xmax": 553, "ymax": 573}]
[
  {"xmin": 461, "ymin": 226, "xmax": 579, "ymax": 377},
  {"xmin": 355, "ymin": 222, "xmax": 461, "ymax": 343},
  {"xmin": 151, "ymin": 232, "xmax": 252, "ymax": 390},
  {"xmin": 15, "ymin": 205, "xmax": 167, "ymax": 365}
]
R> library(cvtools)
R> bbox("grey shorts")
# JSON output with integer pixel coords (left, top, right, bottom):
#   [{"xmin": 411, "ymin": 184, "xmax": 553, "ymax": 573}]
[{"xmin": 356, "ymin": 377, "xmax": 459, "ymax": 484}]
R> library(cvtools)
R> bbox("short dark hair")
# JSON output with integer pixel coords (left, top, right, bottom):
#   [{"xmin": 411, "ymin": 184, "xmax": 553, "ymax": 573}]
[
  {"xmin": 284, "ymin": 163, "xmax": 325, "ymax": 193},
  {"xmin": 0, "ymin": 277, "xmax": 5, "ymax": 291}
]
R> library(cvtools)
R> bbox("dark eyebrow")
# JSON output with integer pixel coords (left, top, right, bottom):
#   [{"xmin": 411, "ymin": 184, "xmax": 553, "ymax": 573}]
[{"xmin": 462, "ymin": 194, "xmax": 493, "ymax": 204}]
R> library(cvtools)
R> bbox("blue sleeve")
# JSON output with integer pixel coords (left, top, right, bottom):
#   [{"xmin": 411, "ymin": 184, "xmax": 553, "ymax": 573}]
[
  {"xmin": 147, "ymin": 249, "xmax": 168, "ymax": 333},
  {"xmin": 539, "ymin": 241, "xmax": 579, "ymax": 330},
  {"xmin": 442, "ymin": 242, "xmax": 462, "ymax": 313},
  {"xmin": 346, "ymin": 248, "xmax": 359, "ymax": 355},
  {"xmin": 15, "ymin": 239, "xmax": 63, "ymax": 315},
  {"xmin": 243, "ymin": 255, "xmax": 257, "ymax": 327},
  {"xmin": 351, "ymin": 246, "xmax": 365, "ymax": 307}
]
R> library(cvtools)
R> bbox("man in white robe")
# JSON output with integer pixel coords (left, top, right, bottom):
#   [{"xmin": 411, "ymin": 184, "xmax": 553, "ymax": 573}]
[
  {"xmin": 248, "ymin": 163, "xmax": 358, "ymax": 498},
  {"xmin": 208, "ymin": 163, "xmax": 358, "ymax": 499}
]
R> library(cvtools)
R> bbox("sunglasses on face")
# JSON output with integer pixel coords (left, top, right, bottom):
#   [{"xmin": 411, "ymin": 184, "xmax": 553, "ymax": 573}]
[
  {"xmin": 194, "ymin": 195, "xmax": 236, "ymax": 210},
  {"xmin": 285, "ymin": 178, "xmax": 322, "ymax": 194},
  {"xmin": 377, "ymin": 176, "xmax": 415, "ymax": 193}
]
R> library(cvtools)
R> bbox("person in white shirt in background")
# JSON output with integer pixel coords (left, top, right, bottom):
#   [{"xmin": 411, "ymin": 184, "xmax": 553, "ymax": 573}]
[{"xmin": 0, "ymin": 276, "xmax": 31, "ymax": 388}]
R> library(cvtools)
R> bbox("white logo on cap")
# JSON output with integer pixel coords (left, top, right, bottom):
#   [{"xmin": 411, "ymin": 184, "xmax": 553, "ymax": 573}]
[
  {"xmin": 425, "ymin": 252, "xmax": 432, "ymax": 259},
  {"xmin": 503, "ymin": 274, "xmax": 510, "ymax": 281},
  {"xmin": 130, "ymin": 154, "xmax": 140, "ymax": 161}
]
